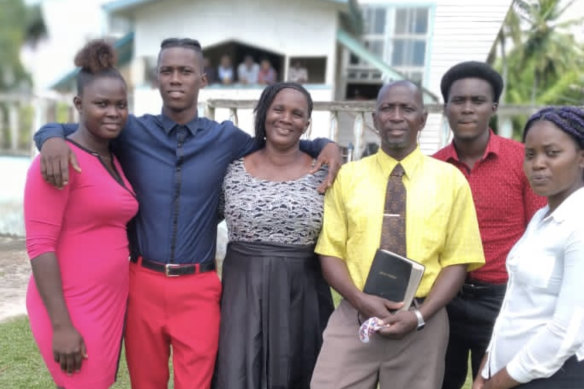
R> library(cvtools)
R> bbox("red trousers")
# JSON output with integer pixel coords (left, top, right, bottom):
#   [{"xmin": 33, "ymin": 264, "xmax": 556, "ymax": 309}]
[{"xmin": 125, "ymin": 261, "xmax": 222, "ymax": 389}]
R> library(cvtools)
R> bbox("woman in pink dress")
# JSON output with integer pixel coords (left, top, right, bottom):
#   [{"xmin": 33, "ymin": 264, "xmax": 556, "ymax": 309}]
[{"xmin": 24, "ymin": 40, "xmax": 138, "ymax": 389}]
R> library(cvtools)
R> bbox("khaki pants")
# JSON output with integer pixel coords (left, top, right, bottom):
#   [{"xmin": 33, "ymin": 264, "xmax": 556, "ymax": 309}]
[{"xmin": 311, "ymin": 299, "xmax": 449, "ymax": 389}]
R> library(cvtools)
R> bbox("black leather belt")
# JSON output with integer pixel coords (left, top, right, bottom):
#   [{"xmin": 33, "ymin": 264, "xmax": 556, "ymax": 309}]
[
  {"xmin": 130, "ymin": 255, "xmax": 216, "ymax": 277},
  {"xmin": 461, "ymin": 279, "xmax": 506, "ymax": 297}
]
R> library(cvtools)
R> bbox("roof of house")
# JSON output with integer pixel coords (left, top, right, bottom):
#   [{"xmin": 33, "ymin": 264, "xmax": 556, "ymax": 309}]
[{"xmin": 102, "ymin": 0, "xmax": 348, "ymax": 16}]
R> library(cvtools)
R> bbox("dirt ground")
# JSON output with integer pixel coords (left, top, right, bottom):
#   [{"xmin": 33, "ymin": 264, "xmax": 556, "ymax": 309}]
[{"xmin": 0, "ymin": 236, "xmax": 29, "ymax": 322}]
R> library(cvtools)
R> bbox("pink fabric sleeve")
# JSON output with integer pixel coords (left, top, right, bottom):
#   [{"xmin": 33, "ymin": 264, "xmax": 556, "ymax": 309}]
[{"xmin": 24, "ymin": 157, "xmax": 72, "ymax": 259}]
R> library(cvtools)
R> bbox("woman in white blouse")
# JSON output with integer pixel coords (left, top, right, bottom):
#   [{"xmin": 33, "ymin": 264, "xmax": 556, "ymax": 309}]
[{"xmin": 473, "ymin": 106, "xmax": 584, "ymax": 389}]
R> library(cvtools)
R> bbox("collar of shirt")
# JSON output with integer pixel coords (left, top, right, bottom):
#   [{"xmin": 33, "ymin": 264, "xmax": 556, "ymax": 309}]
[
  {"xmin": 544, "ymin": 186, "xmax": 584, "ymax": 224},
  {"xmin": 442, "ymin": 129, "xmax": 501, "ymax": 163},
  {"xmin": 158, "ymin": 112, "xmax": 205, "ymax": 136},
  {"xmin": 374, "ymin": 146, "xmax": 423, "ymax": 181}
]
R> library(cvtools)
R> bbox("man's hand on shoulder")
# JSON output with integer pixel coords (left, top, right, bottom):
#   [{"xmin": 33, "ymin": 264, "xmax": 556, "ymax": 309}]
[
  {"xmin": 40, "ymin": 138, "xmax": 80, "ymax": 189},
  {"xmin": 311, "ymin": 142, "xmax": 342, "ymax": 193}
]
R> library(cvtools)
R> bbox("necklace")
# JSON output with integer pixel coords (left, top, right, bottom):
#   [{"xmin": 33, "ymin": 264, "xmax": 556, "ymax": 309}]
[{"xmin": 95, "ymin": 152, "xmax": 113, "ymax": 160}]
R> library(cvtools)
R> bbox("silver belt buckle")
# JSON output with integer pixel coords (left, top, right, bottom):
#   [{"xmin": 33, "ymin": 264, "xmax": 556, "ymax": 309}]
[{"xmin": 165, "ymin": 263, "xmax": 181, "ymax": 277}]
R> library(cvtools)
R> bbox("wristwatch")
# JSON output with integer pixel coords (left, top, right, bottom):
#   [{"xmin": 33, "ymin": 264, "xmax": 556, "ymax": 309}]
[{"xmin": 413, "ymin": 308, "xmax": 425, "ymax": 331}]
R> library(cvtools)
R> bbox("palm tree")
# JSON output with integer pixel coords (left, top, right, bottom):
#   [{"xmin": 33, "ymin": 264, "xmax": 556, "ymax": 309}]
[
  {"xmin": 488, "ymin": 1, "xmax": 523, "ymax": 103},
  {"xmin": 515, "ymin": 0, "xmax": 584, "ymax": 103},
  {"xmin": 489, "ymin": 0, "xmax": 584, "ymax": 138},
  {"xmin": 0, "ymin": 0, "xmax": 46, "ymax": 92},
  {"xmin": 0, "ymin": 0, "xmax": 46, "ymax": 148}
]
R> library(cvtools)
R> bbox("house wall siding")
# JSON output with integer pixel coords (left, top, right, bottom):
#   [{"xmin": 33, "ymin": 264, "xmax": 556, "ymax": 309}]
[
  {"xmin": 346, "ymin": 0, "xmax": 511, "ymax": 153},
  {"xmin": 422, "ymin": 0, "xmax": 511, "ymax": 151},
  {"xmin": 428, "ymin": 1, "xmax": 512, "ymax": 102}
]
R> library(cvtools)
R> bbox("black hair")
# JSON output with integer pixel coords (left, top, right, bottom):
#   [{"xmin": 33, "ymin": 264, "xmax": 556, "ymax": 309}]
[
  {"xmin": 160, "ymin": 37, "xmax": 202, "ymax": 52},
  {"xmin": 254, "ymin": 82, "xmax": 313, "ymax": 147},
  {"xmin": 157, "ymin": 37, "xmax": 203, "ymax": 69},
  {"xmin": 440, "ymin": 61, "xmax": 503, "ymax": 103},
  {"xmin": 523, "ymin": 106, "xmax": 584, "ymax": 149},
  {"xmin": 75, "ymin": 39, "xmax": 125, "ymax": 95}
]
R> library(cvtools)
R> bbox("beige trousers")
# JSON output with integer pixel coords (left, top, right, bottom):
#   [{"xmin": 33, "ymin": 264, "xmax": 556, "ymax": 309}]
[{"xmin": 311, "ymin": 299, "xmax": 449, "ymax": 389}]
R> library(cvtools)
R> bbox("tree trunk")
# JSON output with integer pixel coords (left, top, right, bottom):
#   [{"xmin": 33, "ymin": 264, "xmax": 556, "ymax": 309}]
[{"xmin": 531, "ymin": 72, "xmax": 538, "ymax": 105}]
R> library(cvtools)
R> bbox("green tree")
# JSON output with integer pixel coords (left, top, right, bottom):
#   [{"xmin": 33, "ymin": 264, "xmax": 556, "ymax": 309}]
[
  {"xmin": 495, "ymin": 0, "xmax": 584, "ymax": 105},
  {"xmin": 517, "ymin": 0, "xmax": 584, "ymax": 103},
  {"xmin": 0, "ymin": 0, "xmax": 45, "ymax": 91},
  {"xmin": 0, "ymin": 0, "xmax": 46, "ymax": 148},
  {"xmin": 489, "ymin": 0, "xmax": 584, "ymax": 138},
  {"xmin": 488, "ymin": 0, "xmax": 523, "ymax": 103}
]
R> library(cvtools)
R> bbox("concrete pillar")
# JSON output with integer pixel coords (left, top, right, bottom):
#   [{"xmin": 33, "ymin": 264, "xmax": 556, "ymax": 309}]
[
  {"xmin": 499, "ymin": 114, "xmax": 513, "ymax": 139},
  {"xmin": 353, "ymin": 111, "xmax": 364, "ymax": 160},
  {"xmin": 9, "ymin": 103, "xmax": 19, "ymax": 151},
  {"xmin": 329, "ymin": 110, "xmax": 339, "ymax": 142},
  {"xmin": 31, "ymin": 98, "xmax": 47, "ymax": 157},
  {"xmin": 0, "ymin": 106, "xmax": 5, "ymax": 148}
]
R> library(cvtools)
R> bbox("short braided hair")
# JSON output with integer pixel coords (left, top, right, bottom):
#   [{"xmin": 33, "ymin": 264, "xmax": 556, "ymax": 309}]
[
  {"xmin": 254, "ymin": 82, "xmax": 313, "ymax": 147},
  {"xmin": 523, "ymin": 106, "xmax": 584, "ymax": 149},
  {"xmin": 157, "ymin": 37, "xmax": 204, "ymax": 70},
  {"xmin": 160, "ymin": 37, "xmax": 202, "ymax": 52}
]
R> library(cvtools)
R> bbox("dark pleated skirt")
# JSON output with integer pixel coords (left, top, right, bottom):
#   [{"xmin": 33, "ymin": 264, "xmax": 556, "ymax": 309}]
[{"xmin": 214, "ymin": 241, "xmax": 334, "ymax": 389}]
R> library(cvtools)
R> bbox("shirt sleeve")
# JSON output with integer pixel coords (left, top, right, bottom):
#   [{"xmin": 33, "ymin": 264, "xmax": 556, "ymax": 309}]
[
  {"xmin": 228, "ymin": 122, "xmax": 260, "ymax": 160},
  {"xmin": 315, "ymin": 166, "xmax": 348, "ymax": 260},
  {"xmin": 506, "ymin": 226, "xmax": 584, "ymax": 383},
  {"xmin": 439, "ymin": 170, "xmax": 485, "ymax": 270},
  {"xmin": 299, "ymin": 138, "xmax": 333, "ymax": 159},
  {"xmin": 24, "ymin": 157, "xmax": 72, "ymax": 259},
  {"xmin": 33, "ymin": 123, "xmax": 78, "ymax": 151}
]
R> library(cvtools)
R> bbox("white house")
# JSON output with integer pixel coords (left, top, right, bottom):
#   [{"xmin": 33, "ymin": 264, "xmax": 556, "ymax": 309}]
[
  {"xmin": 100, "ymin": 0, "xmax": 348, "ymax": 142},
  {"xmin": 338, "ymin": 0, "xmax": 514, "ymax": 154},
  {"xmin": 50, "ymin": 0, "xmax": 514, "ymax": 155}
]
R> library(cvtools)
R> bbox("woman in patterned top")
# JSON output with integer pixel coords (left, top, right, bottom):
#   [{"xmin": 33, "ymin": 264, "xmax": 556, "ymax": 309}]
[{"xmin": 214, "ymin": 82, "xmax": 334, "ymax": 389}]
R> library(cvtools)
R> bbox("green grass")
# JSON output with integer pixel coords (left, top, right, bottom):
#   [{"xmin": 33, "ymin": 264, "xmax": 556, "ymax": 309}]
[
  {"xmin": 0, "ymin": 316, "xmax": 136, "ymax": 388},
  {"xmin": 1, "ymin": 312, "xmax": 472, "ymax": 389}
]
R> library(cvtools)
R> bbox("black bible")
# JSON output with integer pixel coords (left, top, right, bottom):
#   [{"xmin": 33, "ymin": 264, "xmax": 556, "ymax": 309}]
[{"xmin": 363, "ymin": 249, "xmax": 425, "ymax": 311}]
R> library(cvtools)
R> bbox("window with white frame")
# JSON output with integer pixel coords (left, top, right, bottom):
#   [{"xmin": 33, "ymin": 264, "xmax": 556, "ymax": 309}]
[{"xmin": 347, "ymin": 5, "xmax": 431, "ymax": 85}]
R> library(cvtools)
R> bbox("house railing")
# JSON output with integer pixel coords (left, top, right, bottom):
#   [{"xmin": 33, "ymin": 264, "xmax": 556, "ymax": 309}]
[
  {"xmin": 206, "ymin": 99, "xmax": 542, "ymax": 160},
  {"xmin": 1, "ymin": 93, "xmax": 547, "ymax": 159},
  {"xmin": 0, "ymin": 93, "xmax": 75, "ymax": 157}
]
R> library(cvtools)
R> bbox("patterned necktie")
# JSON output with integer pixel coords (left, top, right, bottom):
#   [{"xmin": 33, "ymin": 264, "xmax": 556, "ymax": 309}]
[{"xmin": 380, "ymin": 163, "xmax": 407, "ymax": 257}]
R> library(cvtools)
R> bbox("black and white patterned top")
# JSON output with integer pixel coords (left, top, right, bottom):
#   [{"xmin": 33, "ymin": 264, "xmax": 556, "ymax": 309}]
[{"xmin": 222, "ymin": 158, "xmax": 327, "ymax": 245}]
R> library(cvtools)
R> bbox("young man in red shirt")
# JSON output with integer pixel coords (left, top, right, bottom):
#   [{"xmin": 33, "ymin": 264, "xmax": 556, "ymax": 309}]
[{"xmin": 434, "ymin": 61, "xmax": 546, "ymax": 389}]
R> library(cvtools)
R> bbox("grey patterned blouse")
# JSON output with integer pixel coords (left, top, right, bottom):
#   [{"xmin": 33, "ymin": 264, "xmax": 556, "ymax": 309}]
[{"xmin": 222, "ymin": 158, "xmax": 327, "ymax": 245}]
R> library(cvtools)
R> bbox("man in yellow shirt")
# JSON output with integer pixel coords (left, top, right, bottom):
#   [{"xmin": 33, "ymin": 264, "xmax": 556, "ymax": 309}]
[{"xmin": 311, "ymin": 80, "xmax": 485, "ymax": 389}]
